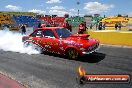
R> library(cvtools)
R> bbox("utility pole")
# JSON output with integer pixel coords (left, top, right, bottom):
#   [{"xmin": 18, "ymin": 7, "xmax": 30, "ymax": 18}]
[{"xmin": 77, "ymin": 1, "xmax": 80, "ymax": 17}]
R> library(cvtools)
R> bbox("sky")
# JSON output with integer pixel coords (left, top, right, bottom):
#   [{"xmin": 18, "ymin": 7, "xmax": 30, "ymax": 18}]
[{"xmin": 0, "ymin": 0, "xmax": 132, "ymax": 17}]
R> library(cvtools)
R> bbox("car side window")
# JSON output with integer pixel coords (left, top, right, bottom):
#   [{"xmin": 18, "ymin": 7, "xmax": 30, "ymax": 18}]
[
  {"xmin": 31, "ymin": 30, "xmax": 43, "ymax": 37},
  {"xmin": 43, "ymin": 30, "xmax": 55, "ymax": 38}
]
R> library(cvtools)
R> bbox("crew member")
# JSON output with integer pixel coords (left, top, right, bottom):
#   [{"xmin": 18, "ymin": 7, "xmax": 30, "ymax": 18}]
[
  {"xmin": 38, "ymin": 23, "xmax": 42, "ymax": 28},
  {"xmin": 63, "ymin": 21, "xmax": 72, "ymax": 32},
  {"xmin": 21, "ymin": 24, "xmax": 26, "ymax": 35},
  {"xmin": 41, "ymin": 23, "xmax": 46, "ymax": 28},
  {"xmin": 51, "ymin": 21, "xmax": 56, "ymax": 27},
  {"xmin": 78, "ymin": 21, "xmax": 86, "ymax": 34},
  {"xmin": 98, "ymin": 22, "xmax": 102, "ymax": 30},
  {"xmin": 115, "ymin": 23, "xmax": 118, "ymax": 30},
  {"xmin": 68, "ymin": 24, "xmax": 72, "ymax": 32}
]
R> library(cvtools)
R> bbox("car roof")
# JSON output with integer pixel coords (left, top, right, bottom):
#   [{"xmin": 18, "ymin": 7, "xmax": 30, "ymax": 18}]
[{"xmin": 37, "ymin": 27, "xmax": 63, "ymax": 30}]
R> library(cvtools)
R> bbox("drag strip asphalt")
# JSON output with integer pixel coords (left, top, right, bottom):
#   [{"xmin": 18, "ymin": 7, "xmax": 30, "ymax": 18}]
[{"xmin": 0, "ymin": 45, "xmax": 132, "ymax": 88}]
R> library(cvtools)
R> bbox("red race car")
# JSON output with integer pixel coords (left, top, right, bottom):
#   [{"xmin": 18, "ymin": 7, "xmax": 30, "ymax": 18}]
[{"xmin": 22, "ymin": 27, "xmax": 99, "ymax": 59}]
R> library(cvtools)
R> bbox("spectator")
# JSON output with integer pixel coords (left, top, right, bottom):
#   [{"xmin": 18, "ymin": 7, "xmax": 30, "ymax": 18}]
[
  {"xmin": 38, "ymin": 23, "xmax": 42, "ymax": 28},
  {"xmin": 51, "ymin": 21, "xmax": 56, "ymax": 27},
  {"xmin": 63, "ymin": 21, "xmax": 72, "ymax": 32},
  {"xmin": 68, "ymin": 24, "xmax": 72, "ymax": 32},
  {"xmin": 95, "ymin": 23, "xmax": 98, "ymax": 30},
  {"xmin": 78, "ymin": 21, "xmax": 85, "ymax": 34},
  {"xmin": 46, "ymin": 21, "xmax": 52, "ymax": 27},
  {"xmin": 98, "ymin": 22, "xmax": 102, "ymax": 30},
  {"xmin": 115, "ymin": 23, "xmax": 118, "ymax": 30},
  {"xmin": 103, "ymin": 22, "xmax": 106, "ymax": 30},
  {"xmin": 21, "ymin": 24, "xmax": 26, "ymax": 35},
  {"xmin": 90, "ymin": 24, "xmax": 93, "ymax": 29},
  {"xmin": 118, "ymin": 22, "xmax": 122, "ymax": 30},
  {"xmin": 41, "ymin": 23, "xmax": 46, "ymax": 28},
  {"xmin": 83, "ymin": 21, "xmax": 87, "ymax": 31}
]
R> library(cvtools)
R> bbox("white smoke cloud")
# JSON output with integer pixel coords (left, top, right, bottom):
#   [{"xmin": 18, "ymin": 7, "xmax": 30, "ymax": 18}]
[
  {"xmin": 28, "ymin": 9, "xmax": 46, "ymax": 15},
  {"xmin": 84, "ymin": 2, "xmax": 114, "ymax": 14},
  {"xmin": 46, "ymin": 0, "xmax": 62, "ymax": 4},
  {"xmin": 48, "ymin": 6, "xmax": 68, "ymax": 16},
  {"xmin": 0, "ymin": 29, "xmax": 40, "ymax": 55},
  {"xmin": 5, "ymin": 5, "xmax": 22, "ymax": 11}
]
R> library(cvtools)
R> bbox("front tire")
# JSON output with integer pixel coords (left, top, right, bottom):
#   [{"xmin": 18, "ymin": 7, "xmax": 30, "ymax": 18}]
[{"xmin": 66, "ymin": 48, "xmax": 79, "ymax": 59}]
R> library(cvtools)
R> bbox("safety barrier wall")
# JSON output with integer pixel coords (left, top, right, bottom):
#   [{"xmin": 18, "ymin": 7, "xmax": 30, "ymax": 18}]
[
  {"xmin": 104, "ymin": 27, "xmax": 128, "ymax": 31},
  {"xmin": 85, "ymin": 30, "xmax": 132, "ymax": 46}
]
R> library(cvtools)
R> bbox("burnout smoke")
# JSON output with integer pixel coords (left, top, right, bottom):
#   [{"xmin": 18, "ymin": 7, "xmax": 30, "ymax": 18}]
[{"xmin": 0, "ymin": 29, "xmax": 40, "ymax": 54}]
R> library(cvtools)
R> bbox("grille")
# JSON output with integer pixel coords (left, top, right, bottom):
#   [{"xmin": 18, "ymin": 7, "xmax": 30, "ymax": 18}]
[{"xmin": 87, "ymin": 43, "xmax": 99, "ymax": 52}]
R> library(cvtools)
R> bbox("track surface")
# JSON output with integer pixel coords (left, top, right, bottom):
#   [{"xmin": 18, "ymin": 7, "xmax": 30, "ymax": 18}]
[
  {"xmin": 0, "ymin": 28, "xmax": 132, "ymax": 88},
  {"xmin": 0, "ymin": 45, "xmax": 132, "ymax": 88}
]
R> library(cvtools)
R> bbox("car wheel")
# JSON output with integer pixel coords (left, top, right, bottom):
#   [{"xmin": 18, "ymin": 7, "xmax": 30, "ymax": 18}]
[
  {"xmin": 23, "ymin": 41, "xmax": 43, "ymax": 54},
  {"xmin": 33, "ymin": 44, "xmax": 43, "ymax": 54},
  {"xmin": 23, "ymin": 41, "xmax": 30, "ymax": 47},
  {"xmin": 66, "ymin": 48, "xmax": 79, "ymax": 59}
]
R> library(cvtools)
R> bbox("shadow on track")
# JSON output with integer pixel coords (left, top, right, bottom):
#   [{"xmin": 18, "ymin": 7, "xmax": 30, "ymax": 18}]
[
  {"xmin": 77, "ymin": 52, "xmax": 106, "ymax": 63},
  {"xmin": 43, "ymin": 52, "xmax": 106, "ymax": 63}
]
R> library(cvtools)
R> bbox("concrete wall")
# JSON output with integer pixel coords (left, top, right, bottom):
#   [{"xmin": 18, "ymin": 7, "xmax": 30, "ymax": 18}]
[{"xmin": 85, "ymin": 30, "xmax": 132, "ymax": 46}]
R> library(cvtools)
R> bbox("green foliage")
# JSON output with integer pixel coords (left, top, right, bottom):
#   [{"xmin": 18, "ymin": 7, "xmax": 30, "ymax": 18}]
[
  {"xmin": 0, "ymin": 11, "xmax": 37, "ymax": 16},
  {"xmin": 66, "ymin": 16, "xmax": 85, "ymax": 26}
]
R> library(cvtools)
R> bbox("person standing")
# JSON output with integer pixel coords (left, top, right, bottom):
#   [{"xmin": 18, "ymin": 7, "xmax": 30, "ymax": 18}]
[
  {"xmin": 118, "ymin": 22, "xmax": 122, "ymax": 30},
  {"xmin": 95, "ymin": 23, "xmax": 98, "ymax": 30},
  {"xmin": 51, "ymin": 21, "xmax": 56, "ymax": 27},
  {"xmin": 38, "ymin": 23, "xmax": 42, "ymax": 28},
  {"xmin": 63, "ymin": 21, "xmax": 72, "ymax": 32},
  {"xmin": 68, "ymin": 24, "xmax": 72, "ymax": 32},
  {"xmin": 90, "ymin": 24, "xmax": 93, "ymax": 29},
  {"xmin": 78, "ymin": 21, "xmax": 85, "ymax": 34},
  {"xmin": 115, "ymin": 23, "xmax": 118, "ymax": 30},
  {"xmin": 41, "ymin": 23, "xmax": 46, "ymax": 28},
  {"xmin": 21, "ymin": 24, "xmax": 26, "ymax": 35},
  {"xmin": 98, "ymin": 22, "xmax": 102, "ymax": 30},
  {"xmin": 83, "ymin": 21, "xmax": 87, "ymax": 31},
  {"xmin": 103, "ymin": 22, "xmax": 106, "ymax": 30}
]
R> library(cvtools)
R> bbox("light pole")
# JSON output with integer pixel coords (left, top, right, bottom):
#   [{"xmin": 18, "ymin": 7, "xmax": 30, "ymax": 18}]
[{"xmin": 77, "ymin": 1, "xmax": 80, "ymax": 17}]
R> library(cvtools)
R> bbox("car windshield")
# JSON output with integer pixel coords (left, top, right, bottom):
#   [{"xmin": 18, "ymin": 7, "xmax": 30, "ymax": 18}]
[{"xmin": 55, "ymin": 28, "xmax": 72, "ymax": 38}]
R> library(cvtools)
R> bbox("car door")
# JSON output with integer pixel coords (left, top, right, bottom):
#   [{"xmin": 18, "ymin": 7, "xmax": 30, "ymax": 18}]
[
  {"xmin": 41, "ymin": 29, "xmax": 60, "ymax": 53},
  {"xmin": 30, "ymin": 29, "xmax": 54, "ymax": 52},
  {"xmin": 30, "ymin": 30, "xmax": 43, "ymax": 45},
  {"xmin": 31, "ymin": 30, "xmax": 54, "ymax": 52}
]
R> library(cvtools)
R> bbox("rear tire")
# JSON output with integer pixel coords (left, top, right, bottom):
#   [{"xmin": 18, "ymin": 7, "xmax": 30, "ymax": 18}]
[
  {"xmin": 23, "ymin": 41, "xmax": 30, "ymax": 47},
  {"xmin": 66, "ymin": 48, "xmax": 79, "ymax": 59},
  {"xmin": 23, "ymin": 41, "xmax": 43, "ymax": 54}
]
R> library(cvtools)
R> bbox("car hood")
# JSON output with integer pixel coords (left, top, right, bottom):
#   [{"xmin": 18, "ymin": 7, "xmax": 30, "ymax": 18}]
[
  {"xmin": 70, "ymin": 34, "xmax": 90, "ymax": 39},
  {"xmin": 66, "ymin": 34, "xmax": 99, "ymax": 46}
]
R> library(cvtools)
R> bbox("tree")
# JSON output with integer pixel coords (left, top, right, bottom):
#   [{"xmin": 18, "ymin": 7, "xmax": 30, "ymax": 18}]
[
  {"xmin": 117, "ymin": 14, "xmax": 122, "ymax": 17},
  {"xmin": 64, "ymin": 14, "xmax": 69, "ymax": 18}
]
